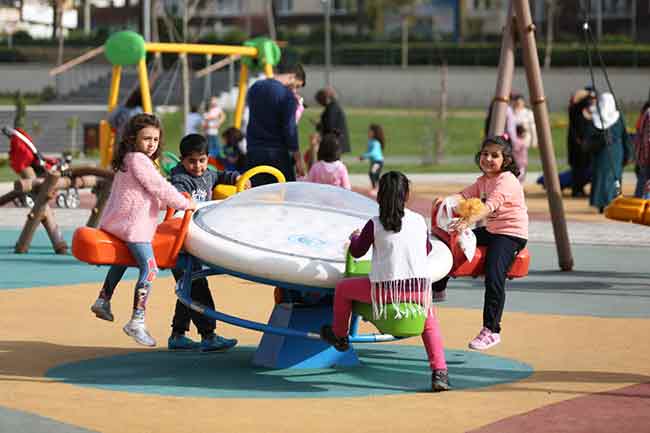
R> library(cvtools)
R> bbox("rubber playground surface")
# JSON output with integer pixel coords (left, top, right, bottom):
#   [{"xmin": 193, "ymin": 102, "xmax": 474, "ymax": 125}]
[{"xmin": 1, "ymin": 176, "xmax": 650, "ymax": 433}]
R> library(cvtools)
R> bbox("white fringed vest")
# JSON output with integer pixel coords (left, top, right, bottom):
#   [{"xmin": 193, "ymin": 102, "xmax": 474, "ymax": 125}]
[{"xmin": 369, "ymin": 209, "xmax": 433, "ymax": 320}]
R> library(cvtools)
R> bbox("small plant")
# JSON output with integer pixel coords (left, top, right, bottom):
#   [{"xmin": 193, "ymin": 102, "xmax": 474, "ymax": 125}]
[{"xmin": 41, "ymin": 86, "xmax": 57, "ymax": 101}]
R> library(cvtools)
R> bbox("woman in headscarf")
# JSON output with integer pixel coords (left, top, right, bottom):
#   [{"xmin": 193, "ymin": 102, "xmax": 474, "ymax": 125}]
[{"xmin": 583, "ymin": 92, "xmax": 632, "ymax": 212}]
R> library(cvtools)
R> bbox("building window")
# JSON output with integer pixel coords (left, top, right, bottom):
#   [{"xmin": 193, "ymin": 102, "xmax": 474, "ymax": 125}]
[
  {"xmin": 216, "ymin": 0, "xmax": 241, "ymax": 14},
  {"xmin": 276, "ymin": 0, "xmax": 293, "ymax": 14}
]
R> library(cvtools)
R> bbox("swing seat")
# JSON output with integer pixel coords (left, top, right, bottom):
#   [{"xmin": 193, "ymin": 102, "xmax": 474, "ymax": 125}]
[
  {"xmin": 71, "ymin": 204, "xmax": 193, "ymax": 270},
  {"xmin": 604, "ymin": 196, "xmax": 650, "ymax": 225},
  {"xmin": 345, "ymin": 253, "xmax": 426, "ymax": 337},
  {"xmin": 160, "ymin": 151, "xmax": 180, "ymax": 177},
  {"xmin": 430, "ymin": 202, "xmax": 530, "ymax": 279}
]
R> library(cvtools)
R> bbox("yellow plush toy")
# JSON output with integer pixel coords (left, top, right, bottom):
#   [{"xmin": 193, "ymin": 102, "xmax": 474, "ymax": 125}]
[{"xmin": 456, "ymin": 198, "xmax": 486, "ymax": 220}]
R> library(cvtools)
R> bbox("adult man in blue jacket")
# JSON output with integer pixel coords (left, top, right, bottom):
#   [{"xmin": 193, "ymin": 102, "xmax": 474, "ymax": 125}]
[{"xmin": 246, "ymin": 63, "xmax": 306, "ymax": 185}]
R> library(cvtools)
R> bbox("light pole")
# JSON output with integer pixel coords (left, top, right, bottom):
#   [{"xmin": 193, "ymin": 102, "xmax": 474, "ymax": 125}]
[{"xmin": 322, "ymin": 0, "xmax": 332, "ymax": 87}]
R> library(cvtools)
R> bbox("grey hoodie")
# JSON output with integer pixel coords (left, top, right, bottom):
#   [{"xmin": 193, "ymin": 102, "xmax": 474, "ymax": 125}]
[{"xmin": 170, "ymin": 164, "xmax": 239, "ymax": 202}]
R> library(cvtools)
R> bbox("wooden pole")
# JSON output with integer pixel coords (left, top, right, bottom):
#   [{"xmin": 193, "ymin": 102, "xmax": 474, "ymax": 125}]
[
  {"xmin": 195, "ymin": 54, "xmax": 241, "ymax": 79},
  {"xmin": 15, "ymin": 172, "xmax": 66, "ymax": 254},
  {"xmin": 87, "ymin": 178, "xmax": 112, "ymax": 228},
  {"xmin": 49, "ymin": 46, "xmax": 105, "ymax": 76},
  {"xmin": 512, "ymin": 0, "xmax": 573, "ymax": 271},
  {"xmin": 489, "ymin": 2, "xmax": 515, "ymax": 137},
  {"xmin": 41, "ymin": 206, "xmax": 67, "ymax": 254}
]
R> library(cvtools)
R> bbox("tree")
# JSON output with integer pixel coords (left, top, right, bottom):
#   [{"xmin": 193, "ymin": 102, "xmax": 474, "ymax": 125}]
[{"xmin": 543, "ymin": 0, "xmax": 557, "ymax": 70}]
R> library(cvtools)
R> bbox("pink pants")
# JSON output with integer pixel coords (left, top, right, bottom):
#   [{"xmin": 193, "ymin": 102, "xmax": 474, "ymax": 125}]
[{"xmin": 332, "ymin": 277, "xmax": 447, "ymax": 371}]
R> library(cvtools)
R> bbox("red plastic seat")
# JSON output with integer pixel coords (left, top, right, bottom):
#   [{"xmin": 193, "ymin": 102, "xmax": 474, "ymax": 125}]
[
  {"xmin": 430, "ymin": 202, "xmax": 530, "ymax": 279},
  {"xmin": 72, "ymin": 204, "xmax": 193, "ymax": 270}
]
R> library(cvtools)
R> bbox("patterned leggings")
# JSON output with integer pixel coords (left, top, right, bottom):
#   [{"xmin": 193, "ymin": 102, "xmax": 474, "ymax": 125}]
[{"xmin": 99, "ymin": 242, "xmax": 158, "ymax": 320}]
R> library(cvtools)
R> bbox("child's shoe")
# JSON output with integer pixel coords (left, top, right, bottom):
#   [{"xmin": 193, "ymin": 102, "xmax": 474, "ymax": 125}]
[
  {"xmin": 90, "ymin": 297, "xmax": 114, "ymax": 322},
  {"xmin": 320, "ymin": 325, "xmax": 350, "ymax": 352},
  {"xmin": 123, "ymin": 319, "xmax": 156, "ymax": 347},
  {"xmin": 468, "ymin": 327, "xmax": 501, "ymax": 350},
  {"xmin": 168, "ymin": 333, "xmax": 200, "ymax": 350},
  {"xmin": 432, "ymin": 289, "xmax": 447, "ymax": 303},
  {"xmin": 431, "ymin": 369, "xmax": 450, "ymax": 392},
  {"xmin": 200, "ymin": 334, "xmax": 238, "ymax": 352}
]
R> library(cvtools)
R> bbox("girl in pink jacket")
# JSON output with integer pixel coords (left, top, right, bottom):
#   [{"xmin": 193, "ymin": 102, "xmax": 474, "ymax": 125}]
[
  {"xmin": 306, "ymin": 132, "xmax": 351, "ymax": 190},
  {"xmin": 90, "ymin": 114, "xmax": 195, "ymax": 347}
]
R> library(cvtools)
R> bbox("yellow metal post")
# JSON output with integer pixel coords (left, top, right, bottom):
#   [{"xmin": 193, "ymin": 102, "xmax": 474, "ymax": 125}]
[
  {"xmin": 137, "ymin": 59, "xmax": 153, "ymax": 114},
  {"xmin": 264, "ymin": 63, "xmax": 273, "ymax": 78},
  {"xmin": 100, "ymin": 65, "xmax": 123, "ymax": 168},
  {"xmin": 107, "ymin": 65, "xmax": 122, "ymax": 111},
  {"xmin": 234, "ymin": 64, "xmax": 249, "ymax": 129}
]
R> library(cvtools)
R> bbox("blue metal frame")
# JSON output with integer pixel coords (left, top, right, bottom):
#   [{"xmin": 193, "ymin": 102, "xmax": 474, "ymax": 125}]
[{"xmin": 174, "ymin": 253, "xmax": 399, "ymax": 344}]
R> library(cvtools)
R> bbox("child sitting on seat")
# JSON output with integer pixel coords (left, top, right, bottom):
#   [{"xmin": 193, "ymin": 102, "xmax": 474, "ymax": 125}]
[
  {"xmin": 306, "ymin": 132, "xmax": 351, "ymax": 189},
  {"xmin": 167, "ymin": 133, "xmax": 244, "ymax": 351},
  {"xmin": 90, "ymin": 114, "xmax": 196, "ymax": 347},
  {"xmin": 321, "ymin": 171, "xmax": 449, "ymax": 392},
  {"xmin": 433, "ymin": 135, "xmax": 528, "ymax": 351}
]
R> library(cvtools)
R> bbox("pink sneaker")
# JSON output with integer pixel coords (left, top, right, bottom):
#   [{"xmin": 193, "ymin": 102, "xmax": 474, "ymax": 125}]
[{"xmin": 468, "ymin": 327, "xmax": 500, "ymax": 350}]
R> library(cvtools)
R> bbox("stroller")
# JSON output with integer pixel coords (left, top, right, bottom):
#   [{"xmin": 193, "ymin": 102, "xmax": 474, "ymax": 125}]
[{"xmin": 2, "ymin": 126, "xmax": 80, "ymax": 208}]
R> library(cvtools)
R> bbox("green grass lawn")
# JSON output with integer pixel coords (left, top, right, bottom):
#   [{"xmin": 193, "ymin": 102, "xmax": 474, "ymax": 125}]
[{"xmin": 161, "ymin": 107, "xmax": 574, "ymax": 170}]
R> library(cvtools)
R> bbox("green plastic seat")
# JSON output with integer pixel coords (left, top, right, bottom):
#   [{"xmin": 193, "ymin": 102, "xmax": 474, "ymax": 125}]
[
  {"xmin": 160, "ymin": 151, "xmax": 180, "ymax": 177},
  {"xmin": 345, "ymin": 252, "xmax": 426, "ymax": 337}
]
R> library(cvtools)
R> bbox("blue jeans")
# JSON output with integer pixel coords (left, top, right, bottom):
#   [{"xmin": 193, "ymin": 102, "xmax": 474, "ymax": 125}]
[
  {"xmin": 207, "ymin": 135, "xmax": 222, "ymax": 159},
  {"xmin": 100, "ymin": 242, "xmax": 158, "ymax": 319}
]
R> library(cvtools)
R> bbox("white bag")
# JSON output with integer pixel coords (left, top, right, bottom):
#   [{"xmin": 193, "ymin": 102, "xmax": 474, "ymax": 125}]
[{"xmin": 435, "ymin": 197, "xmax": 477, "ymax": 262}]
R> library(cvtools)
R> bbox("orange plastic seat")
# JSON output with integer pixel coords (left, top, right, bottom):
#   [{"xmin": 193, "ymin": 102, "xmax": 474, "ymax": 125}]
[
  {"xmin": 430, "ymin": 202, "xmax": 530, "ymax": 279},
  {"xmin": 72, "ymin": 206, "xmax": 193, "ymax": 269}
]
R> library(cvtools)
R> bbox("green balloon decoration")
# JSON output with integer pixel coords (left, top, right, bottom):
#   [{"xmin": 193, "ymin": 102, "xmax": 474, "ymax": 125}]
[
  {"xmin": 105, "ymin": 31, "xmax": 146, "ymax": 66},
  {"xmin": 242, "ymin": 37, "xmax": 281, "ymax": 70}
]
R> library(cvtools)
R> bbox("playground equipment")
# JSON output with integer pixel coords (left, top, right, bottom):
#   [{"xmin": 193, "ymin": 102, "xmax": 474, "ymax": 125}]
[
  {"xmin": 0, "ymin": 166, "xmax": 114, "ymax": 254},
  {"xmin": 604, "ymin": 196, "xmax": 650, "ymax": 226},
  {"xmin": 98, "ymin": 31, "xmax": 280, "ymax": 168},
  {"xmin": 430, "ymin": 202, "xmax": 530, "ymax": 279},
  {"xmin": 178, "ymin": 182, "xmax": 453, "ymax": 369}
]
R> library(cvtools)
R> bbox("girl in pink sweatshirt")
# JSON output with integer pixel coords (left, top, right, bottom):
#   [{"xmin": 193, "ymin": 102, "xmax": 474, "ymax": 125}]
[
  {"xmin": 90, "ymin": 113, "xmax": 195, "ymax": 347},
  {"xmin": 306, "ymin": 132, "xmax": 351, "ymax": 190},
  {"xmin": 433, "ymin": 135, "xmax": 528, "ymax": 351}
]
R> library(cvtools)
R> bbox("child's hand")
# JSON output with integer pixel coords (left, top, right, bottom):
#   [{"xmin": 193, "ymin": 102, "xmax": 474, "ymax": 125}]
[
  {"xmin": 236, "ymin": 175, "xmax": 252, "ymax": 190},
  {"xmin": 187, "ymin": 200, "xmax": 198, "ymax": 211},
  {"xmin": 432, "ymin": 196, "xmax": 444, "ymax": 208},
  {"xmin": 448, "ymin": 218, "xmax": 469, "ymax": 233},
  {"xmin": 349, "ymin": 229, "xmax": 361, "ymax": 240}
]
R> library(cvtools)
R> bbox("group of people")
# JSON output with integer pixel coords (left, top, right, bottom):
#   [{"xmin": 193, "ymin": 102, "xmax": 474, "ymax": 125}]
[
  {"xmin": 567, "ymin": 88, "xmax": 632, "ymax": 212},
  {"xmin": 92, "ymin": 75, "xmax": 528, "ymax": 394}
]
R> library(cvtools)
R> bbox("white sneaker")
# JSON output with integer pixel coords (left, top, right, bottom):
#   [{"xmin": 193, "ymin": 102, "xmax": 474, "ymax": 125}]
[
  {"xmin": 91, "ymin": 298, "xmax": 114, "ymax": 322},
  {"xmin": 123, "ymin": 319, "xmax": 156, "ymax": 347}
]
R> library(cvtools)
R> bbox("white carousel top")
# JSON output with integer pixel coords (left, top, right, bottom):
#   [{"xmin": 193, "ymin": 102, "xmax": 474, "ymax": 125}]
[{"xmin": 184, "ymin": 182, "xmax": 378, "ymax": 288}]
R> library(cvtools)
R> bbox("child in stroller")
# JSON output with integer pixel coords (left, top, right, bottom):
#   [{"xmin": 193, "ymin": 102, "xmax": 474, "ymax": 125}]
[{"xmin": 2, "ymin": 126, "xmax": 79, "ymax": 208}]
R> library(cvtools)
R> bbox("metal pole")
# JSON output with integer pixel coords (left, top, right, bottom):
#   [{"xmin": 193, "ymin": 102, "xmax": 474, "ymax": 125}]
[
  {"xmin": 143, "ymin": 0, "xmax": 151, "ymax": 41},
  {"xmin": 595, "ymin": 0, "xmax": 602, "ymax": 41},
  {"xmin": 488, "ymin": 2, "xmax": 515, "ymax": 137},
  {"xmin": 512, "ymin": 0, "xmax": 573, "ymax": 271},
  {"xmin": 84, "ymin": 0, "xmax": 91, "ymax": 35},
  {"xmin": 323, "ymin": 0, "xmax": 332, "ymax": 87}
]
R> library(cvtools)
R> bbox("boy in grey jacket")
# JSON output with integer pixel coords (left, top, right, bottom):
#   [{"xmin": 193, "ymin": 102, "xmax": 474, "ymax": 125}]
[{"xmin": 168, "ymin": 134, "xmax": 241, "ymax": 351}]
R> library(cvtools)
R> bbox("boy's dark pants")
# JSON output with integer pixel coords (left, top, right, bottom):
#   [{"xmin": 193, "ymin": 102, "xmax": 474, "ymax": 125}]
[
  {"xmin": 432, "ymin": 227, "xmax": 526, "ymax": 334},
  {"xmin": 171, "ymin": 266, "xmax": 216, "ymax": 338}
]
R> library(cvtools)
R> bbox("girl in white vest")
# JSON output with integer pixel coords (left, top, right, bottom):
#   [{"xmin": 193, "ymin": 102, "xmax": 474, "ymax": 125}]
[{"xmin": 321, "ymin": 171, "xmax": 449, "ymax": 392}]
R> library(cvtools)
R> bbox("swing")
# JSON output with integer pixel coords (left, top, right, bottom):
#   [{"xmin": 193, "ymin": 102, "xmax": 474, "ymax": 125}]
[
  {"xmin": 430, "ymin": 202, "xmax": 530, "ymax": 279},
  {"xmin": 346, "ymin": 253, "xmax": 427, "ymax": 338}
]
